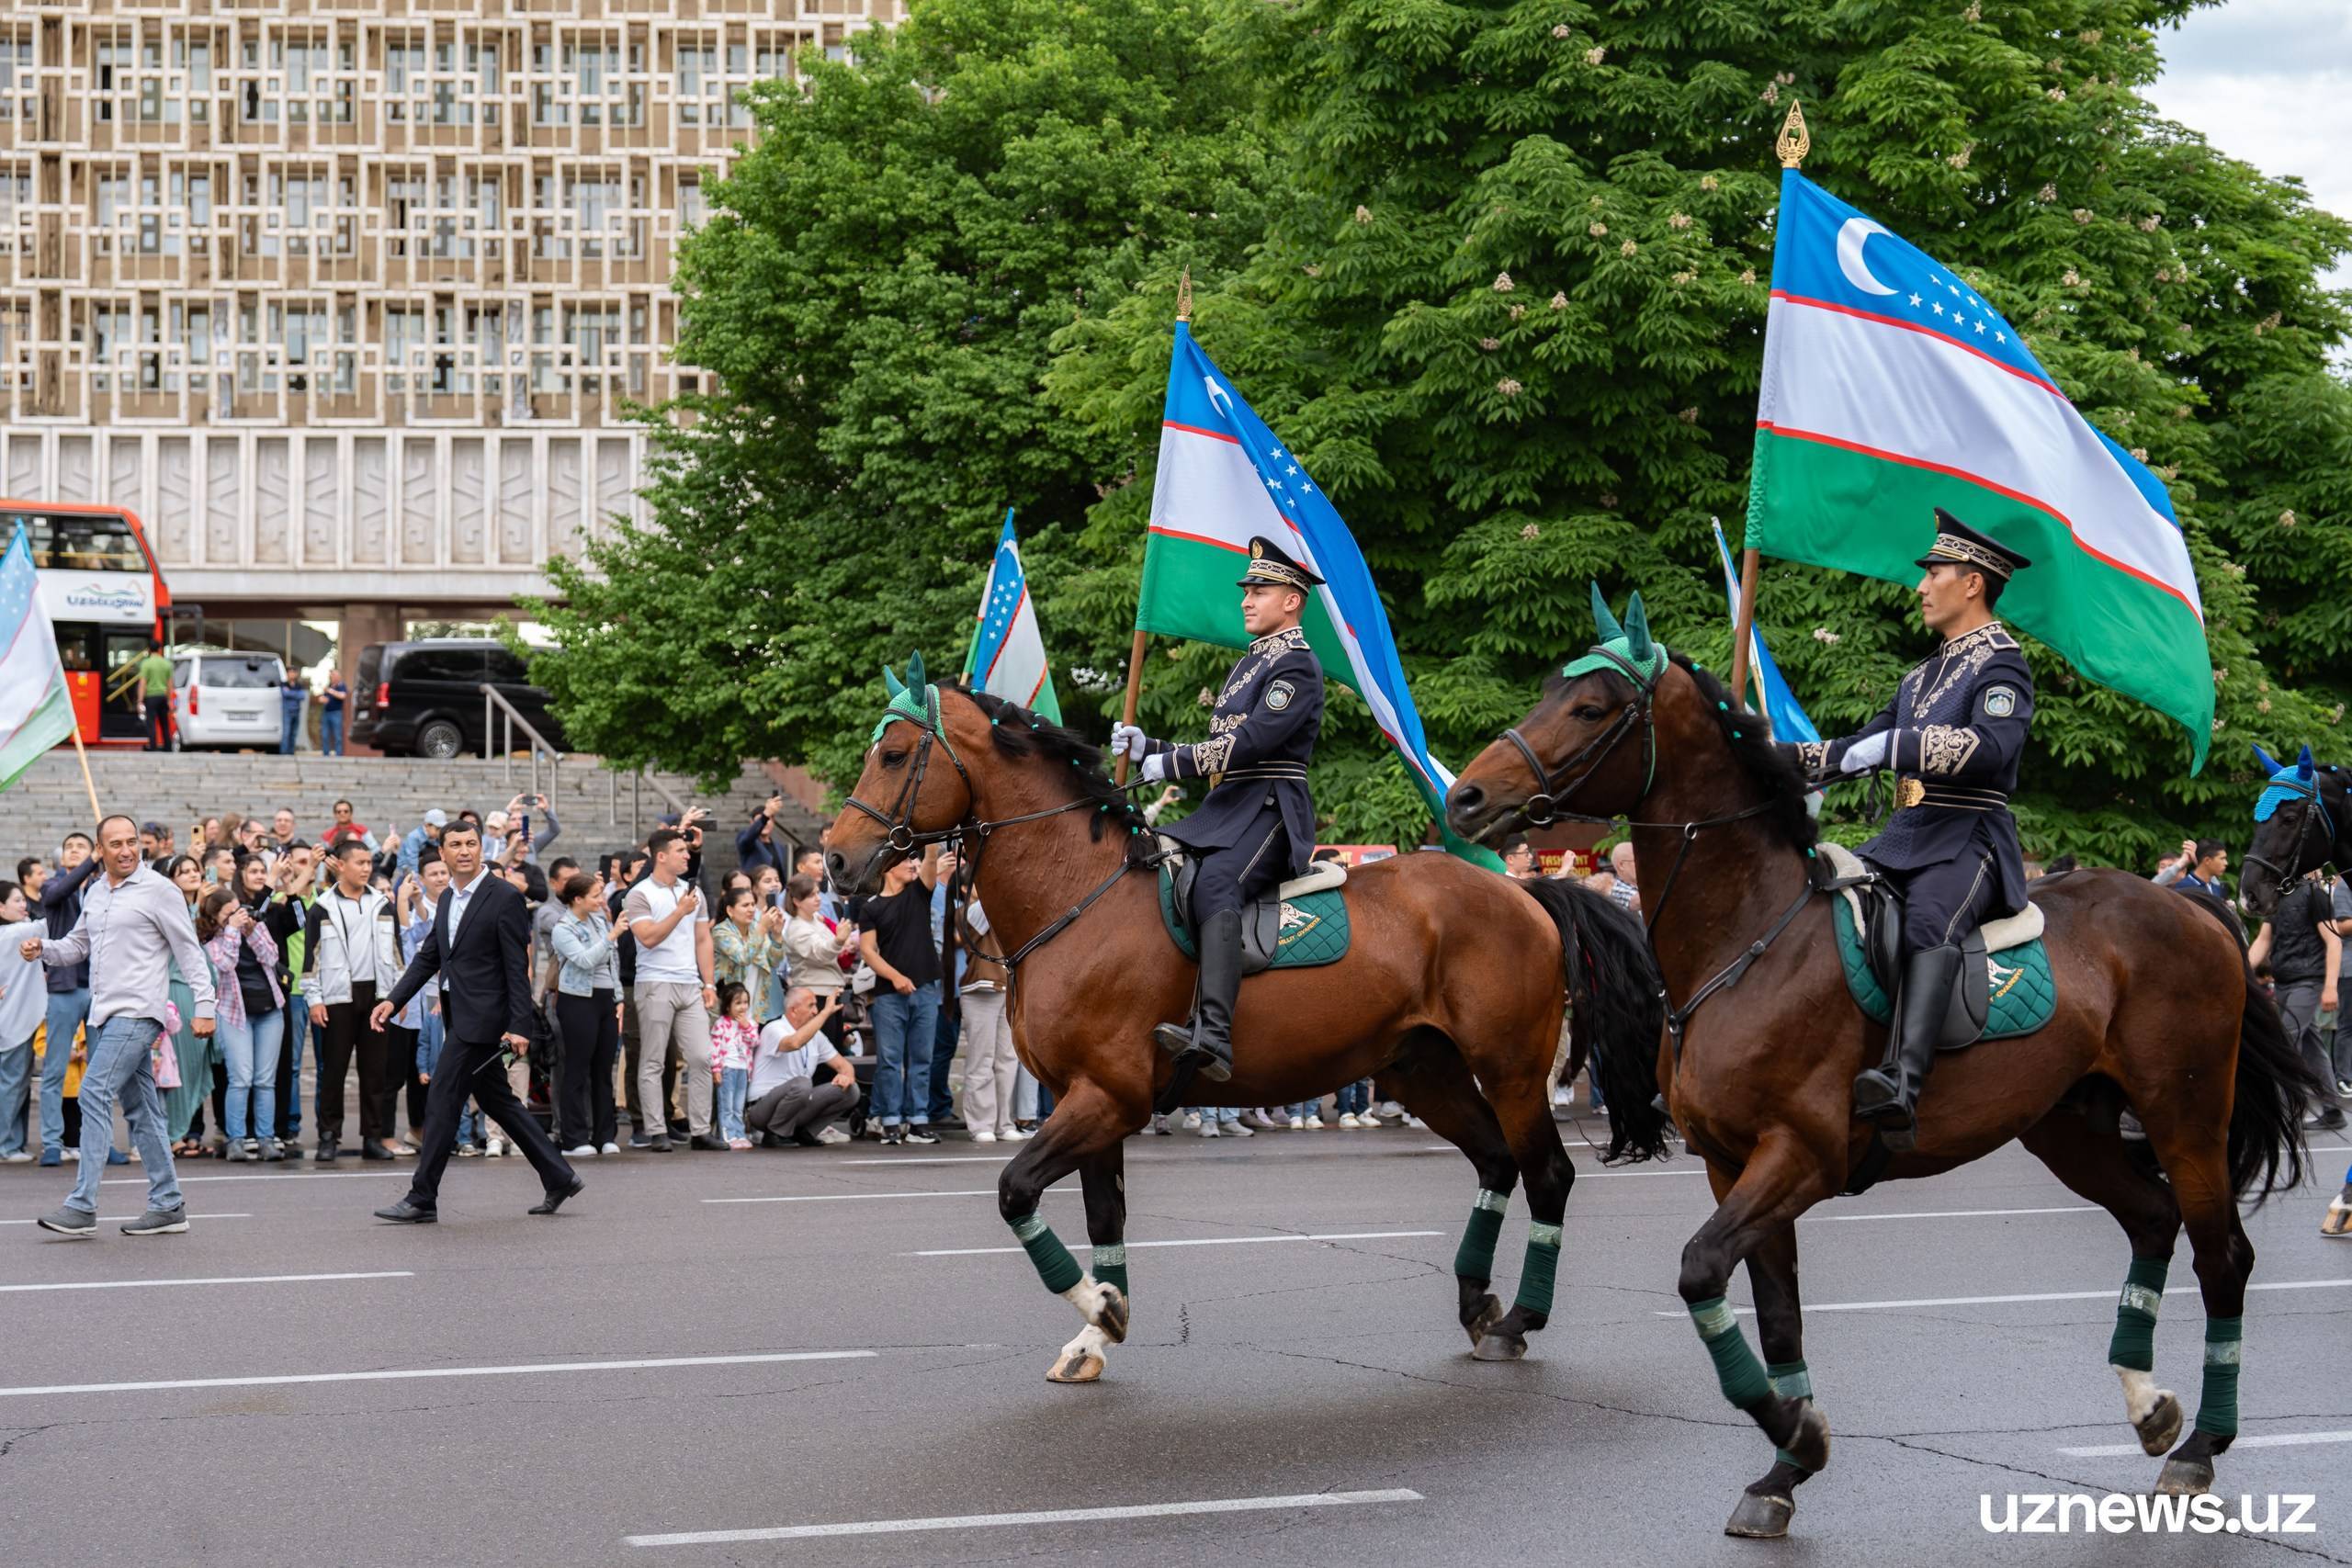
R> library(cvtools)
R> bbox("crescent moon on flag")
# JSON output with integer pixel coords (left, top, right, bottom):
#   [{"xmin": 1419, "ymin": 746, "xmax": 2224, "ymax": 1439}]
[{"xmin": 1835, "ymin": 218, "xmax": 1897, "ymax": 297}]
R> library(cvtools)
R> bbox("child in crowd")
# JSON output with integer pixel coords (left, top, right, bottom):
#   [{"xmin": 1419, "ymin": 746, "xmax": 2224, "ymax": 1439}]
[{"xmin": 710, "ymin": 981, "xmax": 757, "ymax": 1151}]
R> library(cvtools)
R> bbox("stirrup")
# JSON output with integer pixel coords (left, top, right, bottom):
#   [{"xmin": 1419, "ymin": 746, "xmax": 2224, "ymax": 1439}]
[{"xmin": 1175, "ymin": 1040, "xmax": 1233, "ymax": 1084}]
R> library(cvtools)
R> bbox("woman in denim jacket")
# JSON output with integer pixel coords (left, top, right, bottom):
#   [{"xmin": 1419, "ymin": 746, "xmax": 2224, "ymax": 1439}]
[
  {"xmin": 549, "ymin": 871, "xmax": 625, "ymax": 1156},
  {"xmin": 198, "ymin": 886, "xmax": 284, "ymax": 1161}
]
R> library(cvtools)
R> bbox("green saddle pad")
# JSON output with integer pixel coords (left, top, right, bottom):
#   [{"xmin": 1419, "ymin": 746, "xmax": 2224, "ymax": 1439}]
[
  {"xmin": 1830, "ymin": 896, "xmax": 2056, "ymax": 1040},
  {"xmin": 1158, "ymin": 862, "xmax": 1351, "ymax": 970}
]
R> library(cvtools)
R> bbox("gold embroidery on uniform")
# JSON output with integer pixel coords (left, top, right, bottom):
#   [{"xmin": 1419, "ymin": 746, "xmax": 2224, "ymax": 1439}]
[
  {"xmin": 1793, "ymin": 740, "xmax": 1827, "ymax": 774},
  {"xmin": 1917, "ymin": 724, "xmax": 1981, "ymax": 775},
  {"xmin": 1249, "ymin": 626, "xmax": 1307, "ymax": 657},
  {"xmin": 1190, "ymin": 735, "xmax": 1236, "ymax": 776},
  {"xmin": 1219, "ymin": 660, "xmax": 1261, "ymax": 704},
  {"xmin": 1208, "ymin": 713, "xmax": 1247, "ymax": 736}
]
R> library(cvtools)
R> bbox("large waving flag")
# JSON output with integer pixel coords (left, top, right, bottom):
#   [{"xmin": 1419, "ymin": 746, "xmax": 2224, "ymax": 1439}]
[
  {"xmin": 1747, "ymin": 170, "xmax": 2211, "ymax": 767},
  {"xmin": 1713, "ymin": 520, "xmax": 1817, "ymax": 746},
  {"xmin": 0, "ymin": 525, "xmax": 74, "ymax": 790},
  {"xmin": 963, "ymin": 508, "xmax": 1061, "ymax": 724},
  {"xmin": 1142, "ymin": 321, "xmax": 1493, "ymax": 863}
]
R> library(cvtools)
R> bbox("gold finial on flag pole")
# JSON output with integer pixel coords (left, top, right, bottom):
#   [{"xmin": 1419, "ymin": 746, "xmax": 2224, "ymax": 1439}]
[
  {"xmin": 1176, "ymin": 267, "xmax": 1193, "ymax": 323},
  {"xmin": 1776, "ymin": 101, "xmax": 1810, "ymax": 170}
]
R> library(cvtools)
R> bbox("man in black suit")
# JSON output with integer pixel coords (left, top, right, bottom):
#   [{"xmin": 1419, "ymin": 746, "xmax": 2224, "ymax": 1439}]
[{"xmin": 366, "ymin": 818, "xmax": 581, "ymax": 1223}]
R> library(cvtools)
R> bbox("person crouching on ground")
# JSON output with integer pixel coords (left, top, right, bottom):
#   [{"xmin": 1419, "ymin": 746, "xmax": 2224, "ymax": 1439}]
[{"xmin": 744, "ymin": 987, "xmax": 856, "ymax": 1147}]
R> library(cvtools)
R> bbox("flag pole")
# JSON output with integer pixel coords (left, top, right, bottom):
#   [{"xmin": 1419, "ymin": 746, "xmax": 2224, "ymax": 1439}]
[
  {"xmin": 66, "ymin": 717, "xmax": 99, "ymax": 825},
  {"xmin": 1732, "ymin": 105, "xmax": 1810, "ymax": 716}
]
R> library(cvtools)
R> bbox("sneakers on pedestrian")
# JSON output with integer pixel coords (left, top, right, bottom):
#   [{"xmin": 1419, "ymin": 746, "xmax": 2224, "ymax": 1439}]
[
  {"xmin": 0, "ymin": 1151, "xmax": 28, "ymax": 1163},
  {"xmin": 243, "ymin": 1137, "xmax": 264, "ymax": 1159},
  {"xmin": 1305, "ymin": 1115, "xmax": 1326, "ymax": 1130},
  {"xmin": 812, "ymin": 1125, "xmax": 851, "ymax": 1145},
  {"xmin": 971, "ymin": 1130, "xmax": 998, "ymax": 1144},
  {"xmin": 999, "ymin": 1126, "xmax": 1029, "ymax": 1141},
  {"xmin": 121, "ymin": 1207, "xmax": 188, "ymax": 1236},
  {"xmin": 564, "ymin": 1145, "xmax": 596, "ymax": 1157},
  {"xmin": 727, "ymin": 1137, "xmax": 752, "ymax": 1151},
  {"xmin": 485, "ymin": 1137, "xmax": 508, "ymax": 1157},
  {"xmin": 878, "ymin": 1125, "xmax": 903, "ymax": 1146},
  {"xmin": 1225, "ymin": 1119, "xmax": 1254, "ymax": 1138},
  {"xmin": 1198, "ymin": 1120, "xmax": 1221, "ymax": 1138},
  {"xmin": 1288, "ymin": 1115, "xmax": 1305, "ymax": 1130},
  {"xmin": 260, "ymin": 1137, "xmax": 285, "ymax": 1162},
  {"xmin": 34, "ymin": 1205, "xmax": 96, "ymax": 1237},
  {"xmin": 1181, "ymin": 1111, "xmax": 1202, "ymax": 1131},
  {"xmin": 225, "ymin": 1140, "xmax": 250, "ymax": 1163},
  {"xmin": 647, "ymin": 1137, "xmax": 673, "ymax": 1153},
  {"xmin": 903, "ymin": 1127, "xmax": 940, "ymax": 1145},
  {"xmin": 62, "ymin": 1147, "xmax": 79, "ymax": 1161},
  {"xmin": 628, "ymin": 1132, "xmax": 655, "ymax": 1149},
  {"xmin": 313, "ymin": 1138, "xmax": 339, "ymax": 1163},
  {"xmin": 457, "ymin": 1143, "xmax": 484, "ymax": 1157},
  {"xmin": 1337, "ymin": 1113, "xmax": 1361, "ymax": 1129},
  {"xmin": 600, "ymin": 1142, "xmax": 620, "ymax": 1156},
  {"xmin": 689, "ymin": 1134, "xmax": 730, "ymax": 1151}
]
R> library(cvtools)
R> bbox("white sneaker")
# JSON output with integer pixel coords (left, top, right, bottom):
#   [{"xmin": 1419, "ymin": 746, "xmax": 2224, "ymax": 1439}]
[
  {"xmin": 2, "ymin": 1151, "xmax": 30, "ymax": 1163},
  {"xmin": 1197, "ymin": 1120, "xmax": 1221, "ymax": 1138},
  {"xmin": 565, "ymin": 1145, "xmax": 595, "ymax": 1157},
  {"xmin": 813, "ymin": 1125, "xmax": 851, "ymax": 1145},
  {"xmin": 486, "ymin": 1137, "xmax": 507, "ymax": 1157},
  {"xmin": 1305, "ymin": 1115, "xmax": 1325, "ymax": 1130},
  {"xmin": 1337, "ymin": 1112, "xmax": 1361, "ymax": 1128},
  {"xmin": 1182, "ymin": 1111, "xmax": 1202, "ymax": 1130},
  {"xmin": 971, "ymin": 1130, "xmax": 997, "ymax": 1144},
  {"xmin": 1404, "ymin": 1113, "xmax": 1426, "ymax": 1129},
  {"xmin": 1374, "ymin": 1100, "xmax": 1405, "ymax": 1120},
  {"xmin": 62, "ymin": 1148, "xmax": 78, "ymax": 1161},
  {"xmin": 1225, "ymin": 1119, "xmax": 1253, "ymax": 1137},
  {"xmin": 1288, "ymin": 1115, "xmax": 1305, "ymax": 1130},
  {"xmin": 600, "ymin": 1141, "xmax": 620, "ymax": 1155},
  {"xmin": 999, "ymin": 1126, "xmax": 1029, "ymax": 1141}
]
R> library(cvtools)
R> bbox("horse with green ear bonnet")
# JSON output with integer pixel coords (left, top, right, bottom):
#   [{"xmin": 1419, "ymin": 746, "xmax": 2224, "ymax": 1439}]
[
  {"xmin": 844, "ymin": 651, "xmax": 976, "ymax": 865},
  {"xmin": 1500, "ymin": 584, "xmax": 1668, "ymax": 825}
]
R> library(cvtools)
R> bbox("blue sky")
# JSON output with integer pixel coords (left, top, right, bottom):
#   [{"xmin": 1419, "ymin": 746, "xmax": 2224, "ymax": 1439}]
[{"xmin": 2147, "ymin": 0, "xmax": 2352, "ymax": 294}]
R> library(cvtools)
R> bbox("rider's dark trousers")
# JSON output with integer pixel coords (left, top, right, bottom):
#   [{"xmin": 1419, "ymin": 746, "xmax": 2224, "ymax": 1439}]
[
  {"xmin": 1188, "ymin": 807, "xmax": 1291, "ymax": 927},
  {"xmin": 1883, "ymin": 849, "xmax": 2000, "ymax": 955}
]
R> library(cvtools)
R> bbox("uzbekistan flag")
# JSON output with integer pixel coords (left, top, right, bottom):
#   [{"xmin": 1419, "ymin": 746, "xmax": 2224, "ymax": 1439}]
[
  {"xmin": 1713, "ymin": 519, "xmax": 1817, "ymax": 747},
  {"xmin": 1747, "ymin": 170, "xmax": 2212, "ymax": 768},
  {"xmin": 0, "ymin": 524, "xmax": 74, "ymax": 790},
  {"xmin": 963, "ymin": 508, "xmax": 1061, "ymax": 724},
  {"xmin": 1141, "ymin": 321, "xmax": 1493, "ymax": 863}
]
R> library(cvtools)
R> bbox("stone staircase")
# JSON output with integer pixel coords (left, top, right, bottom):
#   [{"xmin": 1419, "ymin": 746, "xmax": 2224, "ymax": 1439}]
[{"xmin": 0, "ymin": 750, "xmax": 829, "ymax": 877}]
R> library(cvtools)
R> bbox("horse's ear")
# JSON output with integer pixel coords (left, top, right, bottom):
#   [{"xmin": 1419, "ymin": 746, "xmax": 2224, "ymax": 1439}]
[
  {"xmin": 883, "ymin": 664, "xmax": 906, "ymax": 700},
  {"xmin": 2299, "ymin": 743, "xmax": 2315, "ymax": 781},
  {"xmin": 1589, "ymin": 582, "xmax": 1624, "ymax": 643},
  {"xmin": 1624, "ymin": 592, "xmax": 1653, "ymax": 660},
  {"xmin": 908, "ymin": 650, "xmax": 929, "ymax": 691},
  {"xmin": 2253, "ymin": 742, "xmax": 2282, "ymax": 776}
]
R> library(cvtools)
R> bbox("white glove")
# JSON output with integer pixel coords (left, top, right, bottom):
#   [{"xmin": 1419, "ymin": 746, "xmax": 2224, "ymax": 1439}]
[
  {"xmin": 1109, "ymin": 723, "xmax": 1148, "ymax": 762},
  {"xmin": 1838, "ymin": 731, "xmax": 1891, "ymax": 774},
  {"xmin": 1139, "ymin": 753, "xmax": 1169, "ymax": 784}
]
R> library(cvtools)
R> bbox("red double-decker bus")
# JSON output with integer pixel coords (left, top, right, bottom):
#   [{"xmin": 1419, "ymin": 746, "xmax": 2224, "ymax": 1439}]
[{"xmin": 0, "ymin": 501, "xmax": 176, "ymax": 747}]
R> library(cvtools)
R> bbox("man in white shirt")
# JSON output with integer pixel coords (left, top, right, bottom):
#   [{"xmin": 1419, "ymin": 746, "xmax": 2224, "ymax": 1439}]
[
  {"xmin": 306, "ymin": 838, "xmax": 401, "ymax": 1161},
  {"xmin": 745, "ymin": 987, "xmax": 857, "ymax": 1145},
  {"xmin": 27, "ymin": 815, "xmax": 217, "ymax": 1235},
  {"xmin": 623, "ymin": 827, "xmax": 720, "ymax": 1151}
]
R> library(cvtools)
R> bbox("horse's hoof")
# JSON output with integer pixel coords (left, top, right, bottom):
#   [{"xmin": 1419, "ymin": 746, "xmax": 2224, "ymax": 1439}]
[
  {"xmin": 1783, "ymin": 1404, "xmax": 1831, "ymax": 1473},
  {"xmin": 1470, "ymin": 1330, "xmax": 1527, "ymax": 1362},
  {"xmin": 1046, "ymin": 1349, "xmax": 1104, "ymax": 1384},
  {"xmin": 1724, "ymin": 1492, "xmax": 1793, "ymax": 1540},
  {"xmin": 2154, "ymin": 1456, "xmax": 2213, "ymax": 1495},
  {"xmin": 1097, "ymin": 1283, "xmax": 1130, "ymax": 1345},
  {"xmin": 2323, "ymin": 1197, "xmax": 2352, "ymax": 1238},
  {"xmin": 2135, "ymin": 1392, "xmax": 2183, "ymax": 1456},
  {"xmin": 1462, "ymin": 1292, "xmax": 1504, "ymax": 1348}
]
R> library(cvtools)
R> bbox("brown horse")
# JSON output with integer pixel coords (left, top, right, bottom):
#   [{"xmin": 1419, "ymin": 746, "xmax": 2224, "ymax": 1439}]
[
  {"xmin": 825, "ymin": 670, "xmax": 1660, "ymax": 1382},
  {"xmin": 1444, "ymin": 634, "xmax": 2318, "ymax": 1539}
]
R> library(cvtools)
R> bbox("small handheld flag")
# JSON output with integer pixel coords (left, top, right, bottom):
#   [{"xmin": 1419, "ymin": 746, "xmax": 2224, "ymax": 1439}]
[
  {"xmin": 0, "ymin": 525, "xmax": 74, "ymax": 792},
  {"xmin": 963, "ymin": 508, "xmax": 1060, "ymax": 725}
]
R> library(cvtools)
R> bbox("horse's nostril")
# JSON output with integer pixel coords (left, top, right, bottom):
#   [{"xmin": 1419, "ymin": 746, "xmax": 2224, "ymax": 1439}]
[{"xmin": 1453, "ymin": 784, "xmax": 1485, "ymax": 812}]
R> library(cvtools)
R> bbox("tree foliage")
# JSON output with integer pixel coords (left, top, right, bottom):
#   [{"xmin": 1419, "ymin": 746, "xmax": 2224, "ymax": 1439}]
[{"xmin": 537, "ymin": 0, "xmax": 2352, "ymax": 869}]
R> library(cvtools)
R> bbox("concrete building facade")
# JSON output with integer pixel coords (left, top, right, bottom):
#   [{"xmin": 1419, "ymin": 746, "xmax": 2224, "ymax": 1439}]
[{"xmin": 0, "ymin": 0, "xmax": 892, "ymax": 654}]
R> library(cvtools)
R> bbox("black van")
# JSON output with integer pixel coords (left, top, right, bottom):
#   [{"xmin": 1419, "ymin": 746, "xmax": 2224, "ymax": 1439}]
[{"xmin": 350, "ymin": 638, "xmax": 569, "ymax": 759}]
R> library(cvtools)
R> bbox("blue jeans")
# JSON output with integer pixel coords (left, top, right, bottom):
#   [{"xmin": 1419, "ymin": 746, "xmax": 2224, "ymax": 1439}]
[
  {"xmin": 717, "ymin": 1067, "xmax": 749, "ymax": 1142},
  {"xmin": 219, "ymin": 1008, "xmax": 285, "ymax": 1142},
  {"xmin": 0, "ymin": 1040, "xmax": 28, "ymax": 1155},
  {"xmin": 1337, "ymin": 1080, "xmax": 1370, "ymax": 1115},
  {"xmin": 280, "ymin": 704, "xmax": 302, "ymax": 753},
  {"xmin": 1287, "ymin": 1100, "xmax": 1319, "ymax": 1121},
  {"xmin": 1189, "ymin": 1105, "xmax": 1239, "ymax": 1125},
  {"xmin": 277, "ymin": 999, "xmax": 309, "ymax": 1139},
  {"xmin": 868, "ymin": 982, "xmax": 941, "ymax": 1126},
  {"xmin": 66, "ymin": 1014, "xmax": 180, "ymax": 1215},
  {"xmin": 927, "ymin": 999, "xmax": 959, "ymax": 1122},
  {"xmin": 320, "ymin": 707, "xmax": 345, "ymax": 755},
  {"xmin": 39, "ymin": 987, "xmax": 89, "ymax": 1156}
]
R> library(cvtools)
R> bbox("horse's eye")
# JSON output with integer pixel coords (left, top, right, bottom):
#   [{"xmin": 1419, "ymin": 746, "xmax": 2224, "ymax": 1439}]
[
  {"xmin": 879, "ymin": 749, "xmax": 908, "ymax": 768},
  {"xmin": 1573, "ymin": 705, "xmax": 1607, "ymax": 722}
]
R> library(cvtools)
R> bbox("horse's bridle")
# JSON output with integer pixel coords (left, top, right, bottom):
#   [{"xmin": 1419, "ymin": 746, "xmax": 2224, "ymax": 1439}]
[
  {"xmin": 2244, "ymin": 767, "xmax": 2341, "ymax": 897},
  {"xmin": 1498, "ymin": 646, "xmax": 1658, "ymax": 829}
]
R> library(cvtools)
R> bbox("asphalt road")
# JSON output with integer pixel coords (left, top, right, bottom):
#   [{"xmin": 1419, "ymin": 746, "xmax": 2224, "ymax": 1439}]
[{"xmin": 3, "ymin": 1118, "xmax": 2349, "ymax": 1566}]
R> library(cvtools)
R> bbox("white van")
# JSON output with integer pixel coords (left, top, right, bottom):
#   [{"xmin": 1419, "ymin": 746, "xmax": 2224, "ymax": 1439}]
[{"xmin": 170, "ymin": 651, "xmax": 286, "ymax": 751}]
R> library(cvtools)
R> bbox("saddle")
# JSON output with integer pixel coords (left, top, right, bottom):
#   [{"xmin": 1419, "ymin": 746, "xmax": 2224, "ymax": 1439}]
[
  {"xmin": 1816, "ymin": 841, "xmax": 2056, "ymax": 1048},
  {"xmin": 1156, "ymin": 837, "xmax": 1352, "ymax": 974}
]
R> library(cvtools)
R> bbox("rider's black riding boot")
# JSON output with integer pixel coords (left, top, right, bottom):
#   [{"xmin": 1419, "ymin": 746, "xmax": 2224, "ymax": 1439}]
[
  {"xmin": 1851, "ymin": 942, "xmax": 1962, "ymax": 1153},
  {"xmin": 1152, "ymin": 909, "xmax": 1240, "ymax": 1084}
]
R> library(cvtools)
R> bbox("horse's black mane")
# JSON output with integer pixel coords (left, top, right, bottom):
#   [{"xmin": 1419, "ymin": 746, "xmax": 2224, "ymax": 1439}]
[
  {"xmin": 956, "ymin": 685, "xmax": 1156, "ymax": 861},
  {"xmin": 1668, "ymin": 652, "xmax": 1819, "ymax": 850}
]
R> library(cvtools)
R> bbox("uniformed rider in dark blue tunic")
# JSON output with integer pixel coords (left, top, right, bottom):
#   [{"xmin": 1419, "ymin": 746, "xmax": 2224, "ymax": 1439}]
[
  {"xmin": 1781, "ymin": 509, "xmax": 2035, "ymax": 1151},
  {"xmin": 1110, "ymin": 536, "xmax": 1327, "ymax": 1084}
]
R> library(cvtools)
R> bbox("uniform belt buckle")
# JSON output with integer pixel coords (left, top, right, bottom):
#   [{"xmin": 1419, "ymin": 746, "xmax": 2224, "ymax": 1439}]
[
  {"xmin": 1895, "ymin": 777, "xmax": 1926, "ymax": 810},
  {"xmin": 1208, "ymin": 772, "xmax": 1225, "ymax": 788}
]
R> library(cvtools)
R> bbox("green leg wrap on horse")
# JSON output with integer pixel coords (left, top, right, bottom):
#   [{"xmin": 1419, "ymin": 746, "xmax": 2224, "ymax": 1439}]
[
  {"xmin": 1093, "ymin": 1243, "xmax": 1129, "ymax": 1301},
  {"xmin": 2106, "ymin": 1256, "xmax": 2169, "ymax": 1372},
  {"xmin": 1512, "ymin": 1222, "xmax": 1563, "ymax": 1316},
  {"xmin": 1453, "ymin": 1190, "xmax": 1509, "ymax": 1283},
  {"xmin": 1011, "ymin": 1212, "xmax": 1085, "ymax": 1296},
  {"xmin": 1769, "ymin": 1359, "xmax": 1815, "ymax": 1471},
  {"xmin": 2194, "ymin": 1316, "xmax": 2243, "ymax": 1438},
  {"xmin": 1690, "ymin": 1296, "xmax": 1773, "ymax": 1412}
]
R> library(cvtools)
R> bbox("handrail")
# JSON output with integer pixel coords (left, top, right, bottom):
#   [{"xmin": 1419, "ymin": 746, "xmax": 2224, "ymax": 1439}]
[{"xmin": 478, "ymin": 683, "xmax": 563, "ymax": 801}]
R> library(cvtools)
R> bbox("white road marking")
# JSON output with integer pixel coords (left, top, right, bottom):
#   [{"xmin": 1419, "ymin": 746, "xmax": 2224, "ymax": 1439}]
[
  {"xmin": 1656, "ymin": 1278, "xmax": 2352, "ymax": 1316},
  {"xmin": 2062, "ymin": 1429, "xmax": 2352, "ymax": 1458},
  {"xmin": 841, "ymin": 1155, "xmax": 1014, "ymax": 1167},
  {"xmin": 709, "ymin": 1190, "xmax": 996, "ymax": 1204},
  {"xmin": 912, "ymin": 1229, "xmax": 1442, "ymax": 1258},
  {"xmin": 0, "ymin": 1213, "xmax": 251, "ymax": 1226},
  {"xmin": 102, "ymin": 1171, "xmax": 407, "ymax": 1185},
  {"xmin": 1800, "ymin": 1205, "xmax": 2100, "ymax": 1224},
  {"xmin": 0, "ymin": 1270, "xmax": 412, "ymax": 1295},
  {"xmin": 625, "ymin": 1488, "xmax": 1424, "ymax": 1546},
  {"xmin": 0, "ymin": 1349, "xmax": 876, "ymax": 1400}
]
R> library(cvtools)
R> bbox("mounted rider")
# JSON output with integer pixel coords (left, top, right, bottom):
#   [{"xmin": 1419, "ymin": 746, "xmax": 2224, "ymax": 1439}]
[
  {"xmin": 1779, "ymin": 508, "xmax": 2035, "ymax": 1150},
  {"xmin": 1110, "ymin": 536, "xmax": 1327, "ymax": 1083}
]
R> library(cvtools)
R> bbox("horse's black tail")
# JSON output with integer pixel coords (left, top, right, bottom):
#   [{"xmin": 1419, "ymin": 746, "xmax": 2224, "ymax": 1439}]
[
  {"xmin": 1521, "ymin": 877, "xmax": 1672, "ymax": 1163},
  {"xmin": 2179, "ymin": 890, "xmax": 2320, "ymax": 1205}
]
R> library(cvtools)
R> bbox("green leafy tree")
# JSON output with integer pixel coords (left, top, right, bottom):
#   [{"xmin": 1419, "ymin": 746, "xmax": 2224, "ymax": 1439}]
[
  {"xmin": 529, "ymin": 0, "xmax": 1272, "ymax": 788},
  {"xmin": 1046, "ymin": 0, "xmax": 2352, "ymax": 863}
]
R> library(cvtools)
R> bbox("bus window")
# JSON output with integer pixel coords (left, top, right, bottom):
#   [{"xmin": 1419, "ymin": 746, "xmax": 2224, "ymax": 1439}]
[{"xmin": 3, "ymin": 510, "xmax": 146, "ymax": 572}]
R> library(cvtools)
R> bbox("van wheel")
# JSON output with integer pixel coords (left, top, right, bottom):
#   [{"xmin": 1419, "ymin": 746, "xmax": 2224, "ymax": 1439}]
[{"xmin": 416, "ymin": 719, "xmax": 465, "ymax": 761}]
